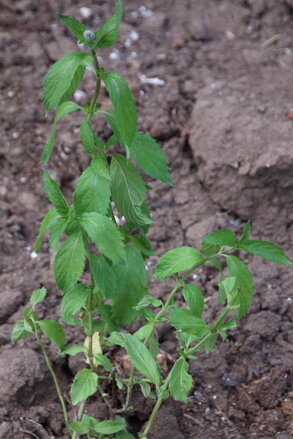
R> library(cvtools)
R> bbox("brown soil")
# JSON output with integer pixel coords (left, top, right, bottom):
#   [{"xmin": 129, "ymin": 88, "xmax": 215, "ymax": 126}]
[{"xmin": 1, "ymin": 1, "xmax": 293, "ymax": 438}]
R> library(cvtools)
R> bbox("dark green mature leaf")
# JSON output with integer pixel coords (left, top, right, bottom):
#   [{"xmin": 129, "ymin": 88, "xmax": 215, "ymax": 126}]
[
  {"xmin": 41, "ymin": 101, "xmax": 82, "ymax": 162},
  {"xmin": 116, "ymin": 433, "xmax": 135, "ymax": 439},
  {"xmin": 11, "ymin": 320, "xmax": 30, "ymax": 343},
  {"xmin": 104, "ymin": 109, "xmax": 121, "ymax": 142},
  {"xmin": 103, "ymin": 73, "xmax": 137, "ymax": 147},
  {"xmin": 94, "ymin": 420, "xmax": 124, "ymax": 435},
  {"xmin": 61, "ymin": 284, "xmax": 91, "ymax": 325},
  {"xmin": 169, "ymin": 358, "xmax": 192, "ymax": 403},
  {"xmin": 153, "ymin": 247, "xmax": 204, "ymax": 280},
  {"xmin": 38, "ymin": 319, "xmax": 65, "ymax": 348},
  {"xmin": 90, "ymin": 254, "xmax": 117, "ymax": 299},
  {"xmin": 57, "ymin": 14, "xmax": 87, "ymax": 44},
  {"xmin": 79, "ymin": 212, "xmax": 125, "ymax": 263},
  {"xmin": 110, "ymin": 155, "xmax": 150, "ymax": 226},
  {"xmin": 80, "ymin": 119, "xmax": 96, "ymax": 155},
  {"xmin": 238, "ymin": 240, "xmax": 292, "ymax": 265},
  {"xmin": 35, "ymin": 209, "xmax": 61, "ymax": 252},
  {"xmin": 95, "ymin": 2, "xmax": 123, "ymax": 48},
  {"xmin": 74, "ymin": 157, "xmax": 111, "ymax": 215},
  {"xmin": 129, "ymin": 234, "xmax": 156, "ymax": 257},
  {"xmin": 111, "ymin": 246, "xmax": 148, "ymax": 324},
  {"xmin": 226, "ymin": 255, "xmax": 254, "ymax": 317},
  {"xmin": 43, "ymin": 171, "xmax": 69, "ymax": 215},
  {"xmin": 43, "ymin": 52, "xmax": 90, "ymax": 114},
  {"xmin": 170, "ymin": 307, "xmax": 209, "ymax": 336},
  {"xmin": 54, "ymin": 230, "xmax": 86, "ymax": 291},
  {"xmin": 30, "ymin": 287, "xmax": 47, "ymax": 307},
  {"xmin": 203, "ymin": 230, "xmax": 237, "ymax": 247},
  {"xmin": 70, "ymin": 368, "xmax": 98, "ymax": 405},
  {"xmin": 114, "ymin": 333, "xmax": 161, "ymax": 387},
  {"xmin": 49, "ymin": 216, "xmax": 68, "ymax": 250},
  {"xmin": 129, "ymin": 131, "xmax": 172, "ymax": 185},
  {"xmin": 182, "ymin": 284, "xmax": 204, "ymax": 317}
]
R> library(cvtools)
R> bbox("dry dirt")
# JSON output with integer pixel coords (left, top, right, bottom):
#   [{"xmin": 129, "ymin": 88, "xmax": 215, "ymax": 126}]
[{"xmin": 0, "ymin": 0, "xmax": 293, "ymax": 438}]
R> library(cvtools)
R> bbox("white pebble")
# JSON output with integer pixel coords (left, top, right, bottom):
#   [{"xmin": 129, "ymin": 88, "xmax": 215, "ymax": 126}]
[
  {"xmin": 30, "ymin": 251, "xmax": 38, "ymax": 259},
  {"xmin": 109, "ymin": 49, "xmax": 121, "ymax": 61},
  {"xmin": 12, "ymin": 132, "xmax": 19, "ymax": 139},
  {"xmin": 74, "ymin": 90, "xmax": 86, "ymax": 101},
  {"xmin": 129, "ymin": 30, "xmax": 139, "ymax": 41},
  {"xmin": 139, "ymin": 6, "xmax": 153, "ymax": 17},
  {"xmin": 7, "ymin": 90, "xmax": 14, "ymax": 98},
  {"xmin": 80, "ymin": 7, "xmax": 92, "ymax": 18},
  {"xmin": 139, "ymin": 74, "xmax": 165, "ymax": 86}
]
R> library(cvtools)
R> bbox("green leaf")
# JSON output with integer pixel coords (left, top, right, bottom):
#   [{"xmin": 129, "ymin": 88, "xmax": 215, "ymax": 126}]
[
  {"xmin": 129, "ymin": 234, "xmax": 156, "ymax": 257},
  {"xmin": 94, "ymin": 354, "xmax": 113, "ymax": 372},
  {"xmin": 70, "ymin": 368, "xmax": 98, "ymax": 405},
  {"xmin": 203, "ymin": 230, "xmax": 237, "ymax": 247},
  {"xmin": 169, "ymin": 358, "xmax": 192, "ymax": 403},
  {"xmin": 11, "ymin": 320, "xmax": 30, "ymax": 343},
  {"xmin": 94, "ymin": 420, "xmax": 124, "ymax": 435},
  {"xmin": 23, "ymin": 308, "xmax": 36, "ymax": 333},
  {"xmin": 239, "ymin": 221, "xmax": 251, "ymax": 243},
  {"xmin": 134, "ymin": 295, "xmax": 162, "ymax": 311},
  {"xmin": 129, "ymin": 131, "xmax": 172, "ymax": 185},
  {"xmin": 95, "ymin": 2, "xmax": 123, "ymax": 48},
  {"xmin": 116, "ymin": 433, "xmax": 135, "ymax": 439},
  {"xmin": 61, "ymin": 344, "xmax": 87, "ymax": 355},
  {"xmin": 182, "ymin": 284, "xmax": 204, "ymax": 317},
  {"xmin": 57, "ymin": 14, "xmax": 87, "ymax": 44},
  {"xmin": 61, "ymin": 284, "xmax": 91, "ymax": 325},
  {"xmin": 38, "ymin": 319, "xmax": 65, "ymax": 348},
  {"xmin": 90, "ymin": 254, "xmax": 117, "ymax": 299},
  {"xmin": 35, "ymin": 209, "xmax": 61, "ymax": 252},
  {"xmin": 218, "ymin": 276, "xmax": 237, "ymax": 304},
  {"xmin": 43, "ymin": 52, "xmax": 90, "ymax": 114},
  {"xmin": 80, "ymin": 119, "xmax": 96, "ymax": 155},
  {"xmin": 30, "ymin": 287, "xmax": 47, "ymax": 307},
  {"xmin": 68, "ymin": 421, "xmax": 89, "ymax": 435},
  {"xmin": 43, "ymin": 171, "xmax": 69, "ymax": 215},
  {"xmin": 135, "ymin": 323, "xmax": 154, "ymax": 340},
  {"xmin": 114, "ymin": 333, "xmax": 161, "ymax": 387},
  {"xmin": 170, "ymin": 307, "xmax": 209, "ymax": 336},
  {"xmin": 226, "ymin": 255, "xmax": 254, "ymax": 317},
  {"xmin": 79, "ymin": 212, "xmax": 125, "ymax": 263},
  {"xmin": 74, "ymin": 157, "xmax": 111, "ymax": 215},
  {"xmin": 54, "ymin": 230, "xmax": 86, "ymax": 291},
  {"xmin": 238, "ymin": 240, "xmax": 292, "ymax": 265},
  {"xmin": 103, "ymin": 73, "xmax": 137, "ymax": 147},
  {"xmin": 41, "ymin": 101, "xmax": 82, "ymax": 163},
  {"xmin": 153, "ymin": 247, "xmax": 204, "ymax": 280},
  {"xmin": 203, "ymin": 334, "xmax": 217, "ymax": 353},
  {"xmin": 111, "ymin": 246, "xmax": 148, "ymax": 324},
  {"xmin": 49, "ymin": 216, "xmax": 68, "ymax": 250},
  {"xmin": 110, "ymin": 155, "xmax": 150, "ymax": 226}
]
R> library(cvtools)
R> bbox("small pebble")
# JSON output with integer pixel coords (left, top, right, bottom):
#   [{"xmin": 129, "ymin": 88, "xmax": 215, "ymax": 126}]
[{"xmin": 80, "ymin": 7, "xmax": 92, "ymax": 18}]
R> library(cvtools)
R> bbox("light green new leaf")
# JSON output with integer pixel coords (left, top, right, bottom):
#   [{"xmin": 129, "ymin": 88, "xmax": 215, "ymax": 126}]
[
  {"xmin": 218, "ymin": 276, "xmax": 237, "ymax": 304},
  {"xmin": 170, "ymin": 307, "xmax": 209, "ymax": 336},
  {"xmin": 11, "ymin": 320, "xmax": 31, "ymax": 343},
  {"xmin": 116, "ymin": 433, "xmax": 135, "ymax": 439},
  {"xmin": 115, "ymin": 333, "xmax": 161, "ymax": 388},
  {"xmin": 41, "ymin": 101, "xmax": 82, "ymax": 162},
  {"xmin": 80, "ymin": 119, "xmax": 96, "ymax": 155},
  {"xmin": 54, "ymin": 230, "xmax": 86, "ymax": 291},
  {"xmin": 74, "ymin": 157, "xmax": 111, "ymax": 215},
  {"xmin": 61, "ymin": 284, "xmax": 91, "ymax": 325},
  {"xmin": 70, "ymin": 368, "xmax": 98, "ymax": 405},
  {"xmin": 57, "ymin": 14, "xmax": 88, "ymax": 45},
  {"xmin": 68, "ymin": 422, "xmax": 89, "ymax": 435},
  {"xmin": 61, "ymin": 344, "xmax": 87, "ymax": 356},
  {"xmin": 110, "ymin": 155, "xmax": 151, "ymax": 226},
  {"xmin": 95, "ymin": 2, "xmax": 123, "ymax": 48},
  {"xmin": 103, "ymin": 73, "xmax": 137, "ymax": 147},
  {"xmin": 95, "ymin": 354, "xmax": 113, "ymax": 372},
  {"xmin": 129, "ymin": 131, "xmax": 172, "ymax": 185},
  {"xmin": 43, "ymin": 52, "xmax": 90, "ymax": 114},
  {"xmin": 94, "ymin": 420, "xmax": 124, "ymax": 435},
  {"xmin": 153, "ymin": 246, "xmax": 204, "ymax": 280},
  {"xmin": 38, "ymin": 319, "xmax": 65, "ymax": 348},
  {"xmin": 134, "ymin": 323, "xmax": 154, "ymax": 341},
  {"xmin": 226, "ymin": 255, "xmax": 254, "ymax": 317},
  {"xmin": 30, "ymin": 287, "xmax": 47, "ymax": 307},
  {"xmin": 202, "ymin": 229, "xmax": 237, "ymax": 247},
  {"xmin": 182, "ymin": 284, "xmax": 204, "ymax": 317},
  {"xmin": 238, "ymin": 240, "xmax": 292, "ymax": 265},
  {"xmin": 35, "ymin": 208, "xmax": 61, "ymax": 252},
  {"xmin": 111, "ymin": 246, "xmax": 148, "ymax": 324},
  {"xmin": 43, "ymin": 171, "xmax": 69, "ymax": 215},
  {"xmin": 90, "ymin": 254, "xmax": 117, "ymax": 299},
  {"xmin": 239, "ymin": 221, "xmax": 251, "ymax": 243},
  {"xmin": 169, "ymin": 358, "xmax": 192, "ymax": 403},
  {"xmin": 79, "ymin": 212, "xmax": 125, "ymax": 263}
]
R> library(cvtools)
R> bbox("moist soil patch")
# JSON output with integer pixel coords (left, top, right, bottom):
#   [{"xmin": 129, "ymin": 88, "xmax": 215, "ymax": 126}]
[{"xmin": 1, "ymin": 1, "xmax": 292, "ymax": 438}]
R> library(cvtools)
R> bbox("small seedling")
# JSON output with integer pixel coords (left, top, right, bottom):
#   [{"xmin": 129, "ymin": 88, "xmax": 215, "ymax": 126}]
[{"xmin": 12, "ymin": 3, "xmax": 291, "ymax": 438}]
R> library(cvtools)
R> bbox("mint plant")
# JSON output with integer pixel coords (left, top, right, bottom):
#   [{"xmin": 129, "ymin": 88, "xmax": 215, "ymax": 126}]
[{"xmin": 12, "ymin": 3, "xmax": 291, "ymax": 438}]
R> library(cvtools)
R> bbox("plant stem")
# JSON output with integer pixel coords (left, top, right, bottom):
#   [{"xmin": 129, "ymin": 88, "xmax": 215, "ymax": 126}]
[
  {"xmin": 34, "ymin": 328, "xmax": 68, "ymax": 427},
  {"xmin": 88, "ymin": 50, "xmax": 101, "ymax": 123},
  {"xmin": 71, "ymin": 400, "xmax": 87, "ymax": 439}
]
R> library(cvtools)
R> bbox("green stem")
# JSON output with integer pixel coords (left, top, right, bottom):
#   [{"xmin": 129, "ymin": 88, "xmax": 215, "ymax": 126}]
[
  {"xmin": 34, "ymin": 328, "xmax": 68, "ymax": 427},
  {"xmin": 88, "ymin": 50, "xmax": 101, "ymax": 123},
  {"xmin": 71, "ymin": 400, "xmax": 86, "ymax": 439}
]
